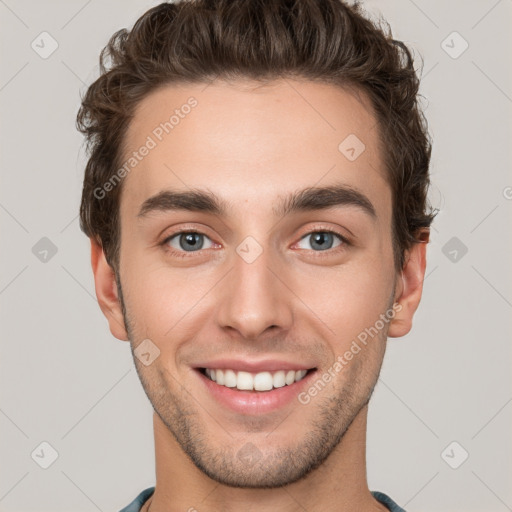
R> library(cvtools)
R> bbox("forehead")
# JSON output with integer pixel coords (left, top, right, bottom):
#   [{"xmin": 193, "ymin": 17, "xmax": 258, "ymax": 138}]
[{"xmin": 120, "ymin": 78, "xmax": 390, "ymax": 221}]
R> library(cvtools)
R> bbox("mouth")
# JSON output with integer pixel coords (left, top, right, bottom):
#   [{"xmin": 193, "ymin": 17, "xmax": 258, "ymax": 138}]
[
  {"xmin": 197, "ymin": 367, "xmax": 316, "ymax": 392},
  {"xmin": 194, "ymin": 366, "xmax": 318, "ymax": 415}
]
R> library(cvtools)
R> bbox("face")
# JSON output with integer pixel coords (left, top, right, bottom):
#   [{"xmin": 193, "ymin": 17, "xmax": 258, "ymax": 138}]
[{"xmin": 99, "ymin": 78, "xmax": 414, "ymax": 488}]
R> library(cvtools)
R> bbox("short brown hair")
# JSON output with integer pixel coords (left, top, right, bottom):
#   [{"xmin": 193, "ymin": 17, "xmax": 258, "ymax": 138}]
[{"xmin": 77, "ymin": 0, "xmax": 437, "ymax": 273}]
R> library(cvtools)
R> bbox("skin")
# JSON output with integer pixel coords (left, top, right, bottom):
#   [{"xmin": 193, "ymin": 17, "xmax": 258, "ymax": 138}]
[{"xmin": 91, "ymin": 78, "xmax": 428, "ymax": 512}]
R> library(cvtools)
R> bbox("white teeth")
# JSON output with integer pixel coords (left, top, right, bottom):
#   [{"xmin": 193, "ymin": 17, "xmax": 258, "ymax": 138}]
[
  {"xmin": 253, "ymin": 371, "xmax": 273, "ymax": 391},
  {"xmin": 295, "ymin": 369, "xmax": 307, "ymax": 382},
  {"xmin": 203, "ymin": 368, "xmax": 310, "ymax": 391},
  {"xmin": 285, "ymin": 370, "xmax": 296, "ymax": 385},
  {"xmin": 237, "ymin": 371, "xmax": 254, "ymax": 390},
  {"xmin": 224, "ymin": 369, "xmax": 237, "ymax": 387},
  {"xmin": 272, "ymin": 370, "xmax": 286, "ymax": 388}
]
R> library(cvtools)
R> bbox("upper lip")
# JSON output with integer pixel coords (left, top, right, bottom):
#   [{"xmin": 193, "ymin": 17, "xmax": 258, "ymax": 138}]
[{"xmin": 194, "ymin": 358, "xmax": 317, "ymax": 373}]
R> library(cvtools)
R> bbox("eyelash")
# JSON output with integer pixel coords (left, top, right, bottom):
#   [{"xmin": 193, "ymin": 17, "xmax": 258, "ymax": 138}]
[{"xmin": 160, "ymin": 227, "xmax": 351, "ymax": 259}]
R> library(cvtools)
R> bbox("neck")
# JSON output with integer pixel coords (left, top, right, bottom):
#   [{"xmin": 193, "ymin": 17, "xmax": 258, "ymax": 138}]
[{"xmin": 143, "ymin": 405, "xmax": 386, "ymax": 512}]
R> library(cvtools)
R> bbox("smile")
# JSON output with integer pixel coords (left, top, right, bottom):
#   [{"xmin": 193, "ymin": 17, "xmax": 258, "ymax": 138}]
[
  {"xmin": 195, "ymin": 366, "xmax": 318, "ymax": 415},
  {"xmin": 200, "ymin": 368, "xmax": 312, "ymax": 392}
]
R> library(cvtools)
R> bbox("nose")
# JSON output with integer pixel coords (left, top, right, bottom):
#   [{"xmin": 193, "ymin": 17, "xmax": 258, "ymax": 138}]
[{"xmin": 216, "ymin": 243, "xmax": 294, "ymax": 340}]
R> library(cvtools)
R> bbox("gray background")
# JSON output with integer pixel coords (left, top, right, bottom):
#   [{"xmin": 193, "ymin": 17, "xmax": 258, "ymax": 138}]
[{"xmin": 1, "ymin": 0, "xmax": 511, "ymax": 511}]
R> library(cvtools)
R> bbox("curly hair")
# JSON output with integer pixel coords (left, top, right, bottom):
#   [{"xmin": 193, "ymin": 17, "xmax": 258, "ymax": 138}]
[{"xmin": 77, "ymin": 0, "xmax": 437, "ymax": 273}]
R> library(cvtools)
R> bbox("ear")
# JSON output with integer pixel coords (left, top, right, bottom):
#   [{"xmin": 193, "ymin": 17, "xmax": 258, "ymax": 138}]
[
  {"xmin": 90, "ymin": 239, "xmax": 129, "ymax": 341},
  {"xmin": 388, "ymin": 229, "xmax": 429, "ymax": 338}
]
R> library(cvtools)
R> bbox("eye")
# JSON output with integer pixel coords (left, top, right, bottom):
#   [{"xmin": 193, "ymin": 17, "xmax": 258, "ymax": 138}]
[
  {"xmin": 164, "ymin": 231, "xmax": 215, "ymax": 253},
  {"xmin": 295, "ymin": 230, "xmax": 348, "ymax": 252}
]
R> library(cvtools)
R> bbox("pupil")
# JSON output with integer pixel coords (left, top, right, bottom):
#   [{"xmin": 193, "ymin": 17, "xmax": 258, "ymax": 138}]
[
  {"xmin": 181, "ymin": 233, "xmax": 203, "ymax": 251},
  {"xmin": 312, "ymin": 232, "xmax": 332, "ymax": 251}
]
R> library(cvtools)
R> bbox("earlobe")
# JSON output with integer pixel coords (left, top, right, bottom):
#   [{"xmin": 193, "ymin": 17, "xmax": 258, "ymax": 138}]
[
  {"xmin": 388, "ymin": 229, "xmax": 430, "ymax": 338},
  {"xmin": 90, "ymin": 239, "xmax": 129, "ymax": 341}
]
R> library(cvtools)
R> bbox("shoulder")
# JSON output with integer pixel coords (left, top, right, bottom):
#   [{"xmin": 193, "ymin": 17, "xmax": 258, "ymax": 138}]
[
  {"xmin": 118, "ymin": 487, "xmax": 155, "ymax": 512},
  {"xmin": 371, "ymin": 490, "xmax": 408, "ymax": 512}
]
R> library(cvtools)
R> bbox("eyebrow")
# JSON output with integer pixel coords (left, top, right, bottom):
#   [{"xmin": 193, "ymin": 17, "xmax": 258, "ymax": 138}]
[{"xmin": 137, "ymin": 184, "xmax": 377, "ymax": 220}]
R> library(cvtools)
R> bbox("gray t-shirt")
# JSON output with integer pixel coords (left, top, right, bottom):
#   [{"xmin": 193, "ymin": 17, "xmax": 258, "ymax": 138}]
[{"xmin": 119, "ymin": 487, "xmax": 407, "ymax": 511}]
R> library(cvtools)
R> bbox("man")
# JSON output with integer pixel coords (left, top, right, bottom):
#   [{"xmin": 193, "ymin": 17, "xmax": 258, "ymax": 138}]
[{"xmin": 77, "ymin": 0, "xmax": 436, "ymax": 510}]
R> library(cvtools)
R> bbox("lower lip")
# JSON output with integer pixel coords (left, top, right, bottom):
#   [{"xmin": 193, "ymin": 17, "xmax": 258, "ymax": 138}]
[{"xmin": 195, "ymin": 368, "xmax": 317, "ymax": 415}]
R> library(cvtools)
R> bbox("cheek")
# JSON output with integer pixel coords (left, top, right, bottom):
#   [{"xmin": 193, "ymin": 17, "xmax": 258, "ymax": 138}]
[
  {"xmin": 313, "ymin": 268, "xmax": 391, "ymax": 389},
  {"xmin": 121, "ymin": 257, "xmax": 217, "ymax": 339},
  {"xmin": 293, "ymin": 261, "xmax": 393, "ymax": 342}
]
